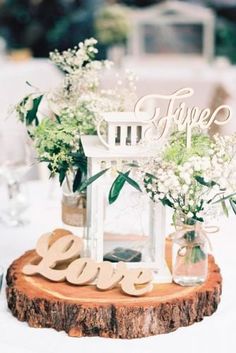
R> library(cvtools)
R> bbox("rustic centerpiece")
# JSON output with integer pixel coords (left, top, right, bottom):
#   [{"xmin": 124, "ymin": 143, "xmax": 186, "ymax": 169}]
[
  {"xmin": 6, "ymin": 229, "xmax": 222, "ymax": 338},
  {"xmin": 6, "ymin": 48, "xmax": 236, "ymax": 337}
]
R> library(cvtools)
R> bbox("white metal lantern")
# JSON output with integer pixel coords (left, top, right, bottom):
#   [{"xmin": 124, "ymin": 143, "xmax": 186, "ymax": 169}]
[{"xmin": 81, "ymin": 112, "xmax": 172, "ymax": 283}]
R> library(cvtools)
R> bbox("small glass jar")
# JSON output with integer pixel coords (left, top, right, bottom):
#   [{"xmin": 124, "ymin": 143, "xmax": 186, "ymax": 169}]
[
  {"xmin": 172, "ymin": 219, "xmax": 208, "ymax": 286},
  {"xmin": 61, "ymin": 175, "xmax": 86, "ymax": 227}
]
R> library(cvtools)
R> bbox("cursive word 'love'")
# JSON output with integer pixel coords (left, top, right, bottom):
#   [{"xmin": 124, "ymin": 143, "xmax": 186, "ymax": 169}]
[{"xmin": 22, "ymin": 232, "xmax": 153, "ymax": 296}]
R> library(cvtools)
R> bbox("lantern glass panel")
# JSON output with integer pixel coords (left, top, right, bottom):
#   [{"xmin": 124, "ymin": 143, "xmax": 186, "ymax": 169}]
[{"xmin": 102, "ymin": 165, "xmax": 154, "ymax": 264}]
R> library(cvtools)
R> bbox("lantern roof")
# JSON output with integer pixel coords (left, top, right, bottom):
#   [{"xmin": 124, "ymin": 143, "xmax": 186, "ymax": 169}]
[
  {"xmin": 81, "ymin": 135, "xmax": 156, "ymax": 158},
  {"xmin": 102, "ymin": 111, "xmax": 150, "ymax": 124}
]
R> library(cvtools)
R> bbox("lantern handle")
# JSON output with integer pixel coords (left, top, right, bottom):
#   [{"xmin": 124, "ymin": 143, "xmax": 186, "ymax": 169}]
[{"xmin": 97, "ymin": 118, "xmax": 110, "ymax": 149}]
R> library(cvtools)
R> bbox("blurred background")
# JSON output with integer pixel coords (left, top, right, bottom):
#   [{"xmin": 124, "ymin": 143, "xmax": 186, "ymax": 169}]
[
  {"xmin": 0, "ymin": 0, "xmax": 235, "ymax": 117},
  {"xmin": 0, "ymin": 0, "xmax": 236, "ymax": 181},
  {"xmin": 0, "ymin": 0, "xmax": 236, "ymax": 61}
]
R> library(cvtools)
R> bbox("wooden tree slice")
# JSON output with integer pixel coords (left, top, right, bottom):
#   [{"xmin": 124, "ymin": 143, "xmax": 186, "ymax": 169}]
[{"xmin": 6, "ymin": 244, "xmax": 222, "ymax": 339}]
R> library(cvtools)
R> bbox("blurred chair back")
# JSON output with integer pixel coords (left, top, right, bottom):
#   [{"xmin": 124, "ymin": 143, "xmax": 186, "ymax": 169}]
[{"xmin": 128, "ymin": 1, "xmax": 215, "ymax": 63}]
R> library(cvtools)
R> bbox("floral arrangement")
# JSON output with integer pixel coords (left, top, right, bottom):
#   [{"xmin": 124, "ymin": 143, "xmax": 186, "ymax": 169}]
[
  {"xmin": 88, "ymin": 129, "xmax": 235, "ymax": 277},
  {"xmin": 14, "ymin": 38, "xmax": 137, "ymax": 192},
  {"xmin": 105, "ymin": 131, "xmax": 236, "ymax": 223},
  {"xmin": 95, "ymin": 5, "xmax": 130, "ymax": 46},
  {"xmin": 140, "ymin": 131, "xmax": 236, "ymax": 224}
]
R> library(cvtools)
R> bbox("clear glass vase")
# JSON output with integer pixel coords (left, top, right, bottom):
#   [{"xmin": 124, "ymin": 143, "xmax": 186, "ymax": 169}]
[
  {"xmin": 172, "ymin": 219, "xmax": 208, "ymax": 286},
  {"xmin": 61, "ymin": 175, "xmax": 86, "ymax": 227}
]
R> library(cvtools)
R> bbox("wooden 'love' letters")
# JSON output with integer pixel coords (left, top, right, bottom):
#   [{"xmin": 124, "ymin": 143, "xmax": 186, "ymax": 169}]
[{"xmin": 22, "ymin": 231, "xmax": 153, "ymax": 296}]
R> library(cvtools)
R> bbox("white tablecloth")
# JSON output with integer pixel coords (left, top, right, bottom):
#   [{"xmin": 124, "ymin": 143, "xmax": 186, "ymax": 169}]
[{"xmin": 0, "ymin": 180, "xmax": 236, "ymax": 353}]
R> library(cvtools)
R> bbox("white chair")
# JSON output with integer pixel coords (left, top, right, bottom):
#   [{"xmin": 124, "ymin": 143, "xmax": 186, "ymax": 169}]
[{"xmin": 128, "ymin": 1, "xmax": 215, "ymax": 63}]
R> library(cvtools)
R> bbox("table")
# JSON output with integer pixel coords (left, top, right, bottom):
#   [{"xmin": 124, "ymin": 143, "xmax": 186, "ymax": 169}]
[{"xmin": 0, "ymin": 180, "xmax": 236, "ymax": 353}]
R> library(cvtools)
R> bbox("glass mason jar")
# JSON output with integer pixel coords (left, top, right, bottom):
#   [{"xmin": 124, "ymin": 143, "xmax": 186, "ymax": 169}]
[
  {"xmin": 61, "ymin": 174, "xmax": 86, "ymax": 227},
  {"xmin": 172, "ymin": 219, "xmax": 208, "ymax": 286}
]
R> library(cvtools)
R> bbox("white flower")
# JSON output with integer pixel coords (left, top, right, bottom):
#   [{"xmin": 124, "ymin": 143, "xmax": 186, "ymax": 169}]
[
  {"xmin": 182, "ymin": 184, "xmax": 189, "ymax": 193},
  {"xmin": 84, "ymin": 38, "xmax": 97, "ymax": 46}
]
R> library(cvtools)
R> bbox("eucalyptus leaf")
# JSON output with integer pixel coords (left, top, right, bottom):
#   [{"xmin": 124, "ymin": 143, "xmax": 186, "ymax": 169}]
[
  {"xmin": 229, "ymin": 198, "xmax": 236, "ymax": 215},
  {"xmin": 221, "ymin": 200, "xmax": 229, "ymax": 217},
  {"xmin": 59, "ymin": 169, "xmax": 66, "ymax": 186},
  {"xmin": 194, "ymin": 175, "xmax": 217, "ymax": 188},
  {"xmin": 145, "ymin": 172, "xmax": 157, "ymax": 180},
  {"xmin": 160, "ymin": 197, "xmax": 174, "ymax": 208},
  {"xmin": 26, "ymin": 81, "xmax": 36, "ymax": 88},
  {"xmin": 71, "ymin": 152, "xmax": 87, "ymax": 173},
  {"xmin": 117, "ymin": 171, "xmax": 142, "ymax": 192},
  {"xmin": 55, "ymin": 115, "xmax": 61, "ymax": 124},
  {"xmin": 213, "ymin": 192, "xmax": 236, "ymax": 204},
  {"xmin": 190, "ymin": 246, "xmax": 206, "ymax": 264},
  {"xmin": 78, "ymin": 168, "xmax": 109, "ymax": 192},
  {"xmin": 25, "ymin": 95, "xmax": 43, "ymax": 126},
  {"xmin": 73, "ymin": 168, "xmax": 82, "ymax": 192},
  {"xmin": 109, "ymin": 171, "xmax": 130, "ymax": 204}
]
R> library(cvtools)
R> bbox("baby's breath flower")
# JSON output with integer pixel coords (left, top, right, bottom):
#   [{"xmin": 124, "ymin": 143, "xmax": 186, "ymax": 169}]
[
  {"xmin": 14, "ymin": 38, "xmax": 137, "ymax": 187},
  {"xmin": 138, "ymin": 130, "xmax": 236, "ymax": 223}
]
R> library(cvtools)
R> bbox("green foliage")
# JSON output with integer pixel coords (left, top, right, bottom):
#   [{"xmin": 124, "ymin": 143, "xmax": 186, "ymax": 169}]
[
  {"xmin": 216, "ymin": 17, "xmax": 236, "ymax": 64},
  {"xmin": 59, "ymin": 164, "xmax": 68, "ymax": 186},
  {"xmin": 78, "ymin": 168, "xmax": 109, "ymax": 193},
  {"xmin": 213, "ymin": 192, "xmax": 236, "ymax": 204},
  {"xmin": 25, "ymin": 95, "xmax": 43, "ymax": 126},
  {"xmin": 60, "ymin": 105, "xmax": 97, "ymax": 136},
  {"xmin": 32, "ymin": 115, "xmax": 86, "ymax": 187},
  {"xmin": 164, "ymin": 131, "xmax": 212, "ymax": 165},
  {"xmin": 117, "ymin": 171, "xmax": 142, "ymax": 192},
  {"xmin": 229, "ymin": 198, "xmax": 236, "ymax": 215},
  {"xmin": 14, "ymin": 38, "xmax": 136, "ymax": 192},
  {"xmin": 0, "ymin": 0, "xmax": 95, "ymax": 56},
  {"xmin": 194, "ymin": 176, "xmax": 217, "ymax": 188},
  {"xmin": 213, "ymin": 193, "xmax": 236, "ymax": 217},
  {"xmin": 186, "ymin": 245, "xmax": 206, "ymax": 264},
  {"xmin": 109, "ymin": 171, "xmax": 130, "ymax": 204},
  {"xmin": 16, "ymin": 94, "xmax": 43, "ymax": 126},
  {"xmin": 95, "ymin": 5, "xmax": 130, "ymax": 46},
  {"xmin": 72, "ymin": 168, "xmax": 83, "ymax": 193},
  {"xmin": 221, "ymin": 200, "xmax": 229, "ymax": 217},
  {"xmin": 70, "ymin": 152, "xmax": 87, "ymax": 174},
  {"xmin": 160, "ymin": 197, "xmax": 174, "ymax": 208}
]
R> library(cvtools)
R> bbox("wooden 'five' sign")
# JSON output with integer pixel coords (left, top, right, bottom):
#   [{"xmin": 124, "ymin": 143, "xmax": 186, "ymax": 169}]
[
  {"xmin": 22, "ymin": 231, "xmax": 153, "ymax": 297},
  {"xmin": 135, "ymin": 88, "xmax": 231, "ymax": 149}
]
